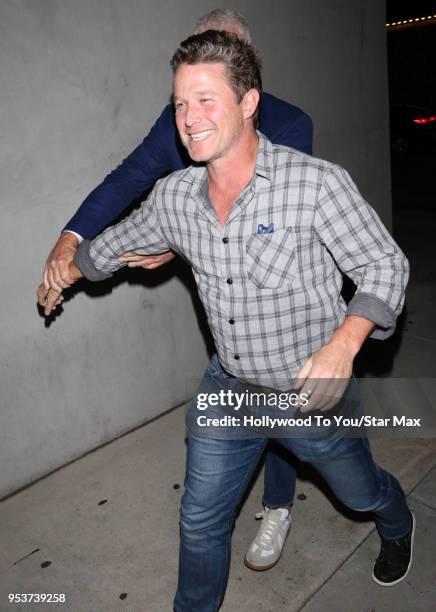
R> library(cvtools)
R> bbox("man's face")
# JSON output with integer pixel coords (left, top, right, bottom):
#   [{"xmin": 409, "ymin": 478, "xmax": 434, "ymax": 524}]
[{"xmin": 173, "ymin": 62, "xmax": 246, "ymax": 163}]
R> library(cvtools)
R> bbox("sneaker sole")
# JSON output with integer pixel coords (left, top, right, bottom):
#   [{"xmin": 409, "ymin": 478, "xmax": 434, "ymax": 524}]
[
  {"xmin": 244, "ymin": 528, "xmax": 290, "ymax": 572},
  {"xmin": 372, "ymin": 512, "xmax": 415, "ymax": 587},
  {"xmin": 244, "ymin": 556, "xmax": 281, "ymax": 572}
]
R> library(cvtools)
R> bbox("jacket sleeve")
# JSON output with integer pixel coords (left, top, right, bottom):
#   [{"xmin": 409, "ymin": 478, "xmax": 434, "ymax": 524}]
[
  {"xmin": 73, "ymin": 185, "xmax": 170, "ymax": 281},
  {"xmin": 64, "ymin": 105, "xmax": 175, "ymax": 239},
  {"xmin": 314, "ymin": 164, "xmax": 409, "ymax": 339}
]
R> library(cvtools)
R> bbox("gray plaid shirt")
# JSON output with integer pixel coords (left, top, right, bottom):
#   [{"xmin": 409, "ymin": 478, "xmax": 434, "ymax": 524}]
[{"xmin": 76, "ymin": 134, "xmax": 409, "ymax": 389}]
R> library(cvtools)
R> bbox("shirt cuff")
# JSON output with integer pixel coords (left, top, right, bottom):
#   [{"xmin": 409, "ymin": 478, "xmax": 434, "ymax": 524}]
[
  {"xmin": 346, "ymin": 292, "xmax": 396, "ymax": 340},
  {"xmin": 73, "ymin": 240, "xmax": 113, "ymax": 281},
  {"xmin": 62, "ymin": 230, "xmax": 83, "ymax": 244}
]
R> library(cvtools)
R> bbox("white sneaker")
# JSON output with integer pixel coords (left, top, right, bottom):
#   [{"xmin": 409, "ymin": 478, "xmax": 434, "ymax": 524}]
[{"xmin": 244, "ymin": 507, "xmax": 291, "ymax": 571}]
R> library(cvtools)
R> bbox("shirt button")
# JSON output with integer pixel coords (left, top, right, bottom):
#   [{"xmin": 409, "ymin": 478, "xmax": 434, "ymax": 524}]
[
  {"xmin": 229, "ymin": 319, "xmax": 235, "ymax": 325},
  {"xmin": 234, "ymin": 354, "xmax": 240, "ymax": 360},
  {"xmin": 226, "ymin": 278, "xmax": 233, "ymax": 285},
  {"xmin": 222, "ymin": 237, "xmax": 229, "ymax": 244}
]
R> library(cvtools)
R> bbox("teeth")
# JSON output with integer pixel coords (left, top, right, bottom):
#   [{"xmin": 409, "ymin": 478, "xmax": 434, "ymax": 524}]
[{"xmin": 190, "ymin": 130, "xmax": 214, "ymax": 141}]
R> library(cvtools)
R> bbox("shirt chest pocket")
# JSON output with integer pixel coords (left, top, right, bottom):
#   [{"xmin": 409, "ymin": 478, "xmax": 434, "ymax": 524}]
[{"xmin": 246, "ymin": 228, "xmax": 296, "ymax": 289}]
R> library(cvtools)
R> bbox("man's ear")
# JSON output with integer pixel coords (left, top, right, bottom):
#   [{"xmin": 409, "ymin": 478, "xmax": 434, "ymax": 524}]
[{"xmin": 242, "ymin": 89, "xmax": 260, "ymax": 120}]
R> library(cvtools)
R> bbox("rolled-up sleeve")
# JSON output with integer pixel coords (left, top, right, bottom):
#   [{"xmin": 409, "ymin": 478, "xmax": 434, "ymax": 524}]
[
  {"xmin": 73, "ymin": 186, "xmax": 169, "ymax": 281},
  {"xmin": 314, "ymin": 165, "xmax": 409, "ymax": 339}
]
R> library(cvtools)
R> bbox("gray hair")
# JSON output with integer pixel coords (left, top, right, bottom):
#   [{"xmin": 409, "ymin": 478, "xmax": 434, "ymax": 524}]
[{"xmin": 194, "ymin": 9, "xmax": 252, "ymax": 44}]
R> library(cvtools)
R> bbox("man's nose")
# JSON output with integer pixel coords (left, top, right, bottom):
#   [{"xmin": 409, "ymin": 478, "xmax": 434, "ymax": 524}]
[{"xmin": 185, "ymin": 106, "xmax": 200, "ymax": 127}]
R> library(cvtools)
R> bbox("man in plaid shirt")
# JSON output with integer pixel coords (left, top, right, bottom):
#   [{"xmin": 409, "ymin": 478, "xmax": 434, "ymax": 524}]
[{"xmin": 39, "ymin": 31, "xmax": 414, "ymax": 611}]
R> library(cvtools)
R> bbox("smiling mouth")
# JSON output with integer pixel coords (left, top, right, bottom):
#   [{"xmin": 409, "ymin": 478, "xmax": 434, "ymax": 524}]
[{"xmin": 189, "ymin": 130, "xmax": 214, "ymax": 142}]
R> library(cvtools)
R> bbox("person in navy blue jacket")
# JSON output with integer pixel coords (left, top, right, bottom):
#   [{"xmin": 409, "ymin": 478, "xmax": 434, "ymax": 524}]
[{"xmin": 40, "ymin": 9, "xmax": 313, "ymax": 572}]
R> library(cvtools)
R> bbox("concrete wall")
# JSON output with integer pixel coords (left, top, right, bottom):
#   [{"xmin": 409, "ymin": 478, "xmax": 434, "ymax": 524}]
[{"xmin": 0, "ymin": 0, "xmax": 390, "ymax": 498}]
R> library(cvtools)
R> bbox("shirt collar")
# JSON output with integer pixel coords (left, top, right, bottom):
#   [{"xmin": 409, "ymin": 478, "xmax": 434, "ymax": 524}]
[{"xmin": 254, "ymin": 131, "xmax": 274, "ymax": 182}]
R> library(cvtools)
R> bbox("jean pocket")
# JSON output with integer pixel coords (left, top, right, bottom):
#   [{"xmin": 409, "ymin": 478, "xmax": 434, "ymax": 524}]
[{"xmin": 246, "ymin": 228, "xmax": 296, "ymax": 289}]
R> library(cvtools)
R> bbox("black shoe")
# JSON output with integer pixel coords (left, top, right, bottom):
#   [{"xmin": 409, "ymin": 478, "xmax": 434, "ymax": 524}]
[{"xmin": 372, "ymin": 512, "xmax": 415, "ymax": 587}]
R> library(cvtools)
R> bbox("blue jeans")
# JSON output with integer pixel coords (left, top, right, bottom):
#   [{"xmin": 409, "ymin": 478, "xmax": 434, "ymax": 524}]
[
  {"xmin": 174, "ymin": 356, "xmax": 411, "ymax": 612},
  {"xmin": 263, "ymin": 442, "xmax": 296, "ymax": 508}
]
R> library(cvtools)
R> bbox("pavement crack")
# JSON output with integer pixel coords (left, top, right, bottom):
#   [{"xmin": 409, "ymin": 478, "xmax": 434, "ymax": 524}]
[{"xmin": 409, "ymin": 494, "xmax": 436, "ymax": 514}]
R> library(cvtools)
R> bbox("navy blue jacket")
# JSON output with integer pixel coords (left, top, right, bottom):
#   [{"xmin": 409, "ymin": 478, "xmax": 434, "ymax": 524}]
[{"xmin": 64, "ymin": 92, "xmax": 313, "ymax": 239}]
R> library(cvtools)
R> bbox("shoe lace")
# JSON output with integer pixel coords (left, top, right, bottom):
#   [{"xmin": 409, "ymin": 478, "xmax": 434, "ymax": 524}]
[{"xmin": 254, "ymin": 510, "xmax": 285, "ymax": 547}]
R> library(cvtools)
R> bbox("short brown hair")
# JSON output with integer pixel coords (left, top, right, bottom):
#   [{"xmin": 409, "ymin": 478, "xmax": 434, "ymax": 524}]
[{"xmin": 171, "ymin": 30, "xmax": 262, "ymax": 124}]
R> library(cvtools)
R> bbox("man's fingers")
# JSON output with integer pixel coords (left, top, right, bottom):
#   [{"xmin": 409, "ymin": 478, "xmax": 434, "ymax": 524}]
[
  {"xmin": 44, "ymin": 264, "xmax": 71, "ymax": 291},
  {"xmin": 43, "ymin": 266, "xmax": 50, "ymax": 291},
  {"xmin": 51, "ymin": 263, "xmax": 72, "ymax": 288},
  {"xmin": 128, "ymin": 258, "xmax": 158, "ymax": 268},
  {"xmin": 119, "ymin": 251, "xmax": 175, "ymax": 269},
  {"xmin": 319, "ymin": 379, "xmax": 348, "ymax": 412},
  {"xmin": 57, "ymin": 266, "xmax": 74, "ymax": 286},
  {"xmin": 37, "ymin": 284, "xmax": 62, "ymax": 316},
  {"xmin": 45, "ymin": 271, "xmax": 69, "ymax": 292},
  {"xmin": 127, "ymin": 260, "xmax": 161, "ymax": 269},
  {"xmin": 298, "ymin": 377, "xmax": 332, "ymax": 412},
  {"xmin": 44, "ymin": 288, "xmax": 63, "ymax": 316},
  {"xmin": 294, "ymin": 357, "xmax": 313, "ymax": 391},
  {"xmin": 47, "ymin": 266, "xmax": 69, "ymax": 293},
  {"xmin": 39, "ymin": 248, "xmax": 80, "ymax": 314},
  {"xmin": 119, "ymin": 253, "xmax": 145, "ymax": 262},
  {"xmin": 299, "ymin": 378, "xmax": 349, "ymax": 412},
  {"xmin": 298, "ymin": 379, "xmax": 323, "ymax": 412},
  {"xmin": 37, "ymin": 283, "xmax": 49, "ymax": 306}
]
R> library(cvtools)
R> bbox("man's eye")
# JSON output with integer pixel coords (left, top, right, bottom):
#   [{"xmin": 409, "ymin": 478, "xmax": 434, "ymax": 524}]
[
  {"xmin": 200, "ymin": 98, "xmax": 211, "ymax": 103},
  {"xmin": 175, "ymin": 103, "xmax": 184, "ymax": 111}
]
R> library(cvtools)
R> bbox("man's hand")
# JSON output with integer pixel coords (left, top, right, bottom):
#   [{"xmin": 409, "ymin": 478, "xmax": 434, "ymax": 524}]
[
  {"xmin": 295, "ymin": 316, "xmax": 376, "ymax": 412},
  {"xmin": 37, "ymin": 283, "xmax": 64, "ymax": 316},
  {"xmin": 294, "ymin": 340, "xmax": 354, "ymax": 412},
  {"xmin": 43, "ymin": 232, "xmax": 80, "ymax": 292},
  {"xmin": 118, "ymin": 251, "xmax": 175, "ymax": 269},
  {"xmin": 37, "ymin": 262, "xmax": 83, "ymax": 316}
]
